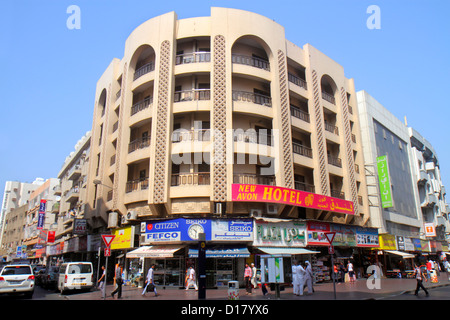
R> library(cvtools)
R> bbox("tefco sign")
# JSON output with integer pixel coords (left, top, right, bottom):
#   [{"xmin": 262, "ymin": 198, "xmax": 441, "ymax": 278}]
[{"xmin": 143, "ymin": 218, "xmax": 253, "ymax": 243}]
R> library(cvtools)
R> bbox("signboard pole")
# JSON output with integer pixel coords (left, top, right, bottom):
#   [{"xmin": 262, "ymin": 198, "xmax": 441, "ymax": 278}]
[
  {"xmin": 324, "ymin": 232, "xmax": 337, "ymax": 300},
  {"xmin": 198, "ymin": 233, "xmax": 206, "ymax": 300},
  {"xmin": 331, "ymin": 253, "xmax": 336, "ymax": 300}
]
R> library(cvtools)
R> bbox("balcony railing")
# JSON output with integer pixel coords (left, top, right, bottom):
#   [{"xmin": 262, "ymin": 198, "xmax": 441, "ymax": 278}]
[
  {"xmin": 128, "ymin": 136, "xmax": 151, "ymax": 153},
  {"xmin": 131, "ymin": 97, "xmax": 153, "ymax": 116},
  {"xmin": 322, "ymin": 91, "xmax": 336, "ymax": 105},
  {"xmin": 290, "ymin": 106, "xmax": 310, "ymax": 123},
  {"xmin": 232, "ymin": 54, "xmax": 270, "ymax": 71},
  {"xmin": 172, "ymin": 129, "xmax": 211, "ymax": 142},
  {"xmin": 233, "ymin": 174, "xmax": 275, "ymax": 186},
  {"xmin": 234, "ymin": 131, "xmax": 273, "ymax": 146},
  {"xmin": 328, "ymin": 155, "xmax": 342, "ymax": 168},
  {"xmin": 288, "ymin": 72, "xmax": 307, "ymax": 90},
  {"xmin": 232, "ymin": 90, "xmax": 272, "ymax": 107},
  {"xmin": 171, "ymin": 173, "xmax": 210, "ymax": 186},
  {"xmin": 176, "ymin": 52, "xmax": 211, "ymax": 65},
  {"xmin": 292, "ymin": 142, "xmax": 313, "ymax": 158},
  {"xmin": 134, "ymin": 62, "xmax": 155, "ymax": 81},
  {"xmin": 324, "ymin": 122, "xmax": 339, "ymax": 135},
  {"xmin": 126, "ymin": 178, "xmax": 149, "ymax": 193},
  {"xmin": 294, "ymin": 181, "xmax": 315, "ymax": 193},
  {"xmin": 174, "ymin": 89, "xmax": 210, "ymax": 102}
]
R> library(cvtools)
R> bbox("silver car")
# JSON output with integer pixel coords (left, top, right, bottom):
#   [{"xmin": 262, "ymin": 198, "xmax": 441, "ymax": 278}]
[{"xmin": 0, "ymin": 264, "xmax": 35, "ymax": 298}]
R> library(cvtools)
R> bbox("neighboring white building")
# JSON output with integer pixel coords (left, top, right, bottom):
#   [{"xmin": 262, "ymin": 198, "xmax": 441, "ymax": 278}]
[
  {"xmin": 0, "ymin": 178, "xmax": 45, "ymax": 247},
  {"xmin": 357, "ymin": 90, "xmax": 423, "ymax": 237},
  {"xmin": 408, "ymin": 126, "xmax": 450, "ymax": 241}
]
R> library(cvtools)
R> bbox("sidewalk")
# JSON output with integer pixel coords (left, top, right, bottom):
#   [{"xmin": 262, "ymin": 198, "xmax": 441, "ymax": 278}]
[{"xmin": 66, "ymin": 273, "xmax": 450, "ymax": 300}]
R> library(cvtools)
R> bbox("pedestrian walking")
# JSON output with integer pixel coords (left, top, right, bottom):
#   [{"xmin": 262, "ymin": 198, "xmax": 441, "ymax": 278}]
[
  {"xmin": 98, "ymin": 265, "xmax": 106, "ymax": 291},
  {"xmin": 251, "ymin": 263, "xmax": 257, "ymax": 289},
  {"xmin": 347, "ymin": 261, "xmax": 355, "ymax": 283},
  {"xmin": 414, "ymin": 264, "xmax": 429, "ymax": 297},
  {"xmin": 304, "ymin": 261, "xmax": 314, "ymax": 294},
  {"xmin": 426, "ymin": 260, "xmax": 432, "ymax": 280},
  {"xmin": 292, "ymin": 261, "xmax": 299, "ymax": 295},
  {"xmin": 297, "ymin": 262, "xmax": 306, "ymax": 296},
  {"xmin": 111, "ymin": 263, "xmax": 123, "ymax": 299},
  {"xmin": 244, "ymin": 263, "xmax": 252, "ymax": 295},
  {"xmin": 142, "ymin": 264, "xmax": 158, "ymax": 296},
  {"xmin": 185, "ymin": 266, "xmax": 198, "ymax": 291}
]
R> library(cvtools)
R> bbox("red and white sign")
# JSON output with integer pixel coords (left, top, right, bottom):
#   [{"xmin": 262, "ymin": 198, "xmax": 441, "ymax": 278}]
[
  {"xmin": 104, "ymin": 247, "xmax": 111, "ymax": 257},
  {"xmin": 328, "ymin": 246, "xmax": 335, "ymax": 254},
  {"xmin": 102, "ymin": 235, "xmax": 116, "ymax": 247},
  {"xmin": 324, "ymin": 232, "xmax": 336, "ymax": 245}
]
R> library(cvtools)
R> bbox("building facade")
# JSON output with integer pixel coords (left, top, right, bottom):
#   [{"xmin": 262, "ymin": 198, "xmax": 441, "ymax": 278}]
[
  {"xmin": 82, "ymin": 7, "xmax": 374, "ymax": 286},
  {"xmin": 357, "ymin": 90, "xmax": 422, "ymax": 236},
  {"xmin": 47, "ymin": 131, "xmax": 92, "ymax": 263},
  {"xmin": 22, "ymin": 178, "xmax": 60, "ymax": 264},
  {"xmin": 0, "ymin": 178, "xmax": 44, "ymax": 256},
  {"xmin": 408, "ymin": 126, "xmax": 450, "ymax": 242},
  {"xmin": 86, "ymin": 7, "xmax": 369, "ymax": 226}
]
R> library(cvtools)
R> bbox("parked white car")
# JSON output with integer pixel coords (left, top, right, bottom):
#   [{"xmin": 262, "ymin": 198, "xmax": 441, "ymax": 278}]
[{"xmin": 0, "ymin": 264, "xmax": 35, "ymax": 298}]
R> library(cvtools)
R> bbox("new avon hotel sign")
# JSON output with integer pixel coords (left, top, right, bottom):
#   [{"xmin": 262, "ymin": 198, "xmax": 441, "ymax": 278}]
[{"xmin": 232, "ymin": 184, "xmax": 355, "ymax": 215}]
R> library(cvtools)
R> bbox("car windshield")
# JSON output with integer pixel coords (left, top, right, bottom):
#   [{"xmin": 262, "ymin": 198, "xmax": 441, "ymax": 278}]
[
  {"xmin": 68, "ymin": 264, "xmax": 92, "ymax": 274},
  {"xmin": 2, "ymin": 266, "xmax": 32, "ymax": 275}
]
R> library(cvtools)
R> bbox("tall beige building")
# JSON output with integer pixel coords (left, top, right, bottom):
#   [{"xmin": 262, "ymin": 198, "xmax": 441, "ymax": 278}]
[{"xmin": 86, "ymin": 8, "xmax": 369, "ymax": 229}]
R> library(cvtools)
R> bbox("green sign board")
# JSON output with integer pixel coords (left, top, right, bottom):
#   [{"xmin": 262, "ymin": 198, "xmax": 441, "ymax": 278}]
[{"xmin": 377, "ymin": 155, "xmax": 393, "ymax": 208}]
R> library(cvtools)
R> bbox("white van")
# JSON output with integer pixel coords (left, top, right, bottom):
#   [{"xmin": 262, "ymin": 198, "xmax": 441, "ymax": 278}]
[{"xmin": 57, "ymin": 262, "xmax": 94, "ymax": 294}]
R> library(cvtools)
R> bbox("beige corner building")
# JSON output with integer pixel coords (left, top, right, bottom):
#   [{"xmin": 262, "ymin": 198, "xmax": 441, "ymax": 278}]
[{"xmin": 86, "ymin": 8, "xmax": 369, "ymax": 229}]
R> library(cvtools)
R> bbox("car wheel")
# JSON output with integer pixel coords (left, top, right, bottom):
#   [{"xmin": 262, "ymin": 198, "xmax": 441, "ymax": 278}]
[{"xmin": 25, "ymin": 291, "xmax": 34, "ymax": 299}]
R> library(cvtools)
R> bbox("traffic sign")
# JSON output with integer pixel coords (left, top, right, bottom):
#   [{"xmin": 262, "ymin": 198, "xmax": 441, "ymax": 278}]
[
  {"xmin": 102, "ymin": 234, "xmax": 116, "ymax": 247},
  {"xmin": 328, "ymin": 246, "xmax": 335, "ymax": 254},
  {"xmin": 104, "ymin": 247, "xmax": 111, "ymax": 257},
  {"xmin": 324, "ymin": 232, "xmax": 336, "ymax": 245}
]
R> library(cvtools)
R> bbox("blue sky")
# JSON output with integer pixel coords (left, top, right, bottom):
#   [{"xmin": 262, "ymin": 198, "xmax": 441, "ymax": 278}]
[{"xmin": 1, "ymin": 0, "xmax": 449, "ymax": 202}]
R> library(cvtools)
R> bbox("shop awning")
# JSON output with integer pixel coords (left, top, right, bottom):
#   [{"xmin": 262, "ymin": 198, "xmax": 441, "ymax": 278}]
[
  {"xmin": 256, "ymin": 247, "xmax": 320, "ymax": 256},
  {"xmin": 385, "ymin": 250, "xmax": 415, "ymax": 259},
  {"xmin": 126, "ymin": 245, "xmax": 184, "ymax": 258},
  {"xmin": 188, "ymin": 247, "xmax": 250, "ymax": 258}
]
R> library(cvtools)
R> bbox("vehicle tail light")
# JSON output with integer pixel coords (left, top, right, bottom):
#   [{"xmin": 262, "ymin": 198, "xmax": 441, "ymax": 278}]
[
  {"xmin": 28, "ymin": 275, "xmax": 35, "ymax": 280},
  {"xmin": 65, "ymin": 275, "xmax": 68, "ymax": 283},
  {"xmin": 0, "ymin": 277, "xmax": 4, "ymax": 281}
]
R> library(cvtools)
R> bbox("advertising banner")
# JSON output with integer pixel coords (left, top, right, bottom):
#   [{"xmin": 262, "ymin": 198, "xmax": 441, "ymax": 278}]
[
  {"xmin": 377, "ymin": 155, "xmax": 394, "ymax": 208},
  {"xmin": 37, "ymin": 199, "xmax": 47, "ymax": 230},
  {"xmin": 379, "ymin": 234, "xmax": 397, "ymax": 250},
  {"xmin": 404, "ymin": 237, "xmax": 415, "ymax": 251},
  {"xmin": 232, "ymin": 184, "xmax": 354, "ymax": 215},
  {"xmin": 111, "ymin": 226, "xmax": 134, "ymax": 250},
  {"xmin": 355, "ymin": 227, "xmax": 379, "ymax": 247},
  {"xmin": 74, "ymin": 219, "xmax": 87, "ymax": 235},
  {"xmin": 424, "ymin": 223, "xmax": 436, "ymax": 237},
  {"xmin": 413, "ymin": 238, "xmax": 422, "ymax": 251},
  {"xmin": 254, "ymin": 220, "xmax": 306, "ymax": 247},
  {"xmin": 306, "ymin": 221, "xmax": 331, "ymax": 246},
  {"xmin": 331, "ymin": 224, "xmax": 357, "ymax": 247}
]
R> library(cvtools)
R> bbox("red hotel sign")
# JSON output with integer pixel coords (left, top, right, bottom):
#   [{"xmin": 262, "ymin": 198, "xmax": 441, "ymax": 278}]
[{"xmin": 232, "ymin": 184, "xmax": 354, "ymax": 215}]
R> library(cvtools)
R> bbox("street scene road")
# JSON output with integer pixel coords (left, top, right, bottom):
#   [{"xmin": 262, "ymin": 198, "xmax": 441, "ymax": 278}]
[{"xmin": 2, "ymin": 273, "xmax": 447, "ymax": 301}]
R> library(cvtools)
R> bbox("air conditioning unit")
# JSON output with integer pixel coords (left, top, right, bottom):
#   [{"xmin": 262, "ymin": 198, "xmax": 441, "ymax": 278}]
[
  {"xmin": 127, "ymin": 210, "xmax": 138, "ymax": 220},
  {"xmin": 121, "ymin": 214, "xmax": 129, "ymax": 225},
  {"xmin": 266, "ymin": 203, "xmax": 278, "ymax": 215},
  {"xmin": 250, "ymin": 209, "xmax": 262, "ymax": 217},
  {"xmin": 107, "ymin": 211, "xmax": 118, "ymax": 228}
]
